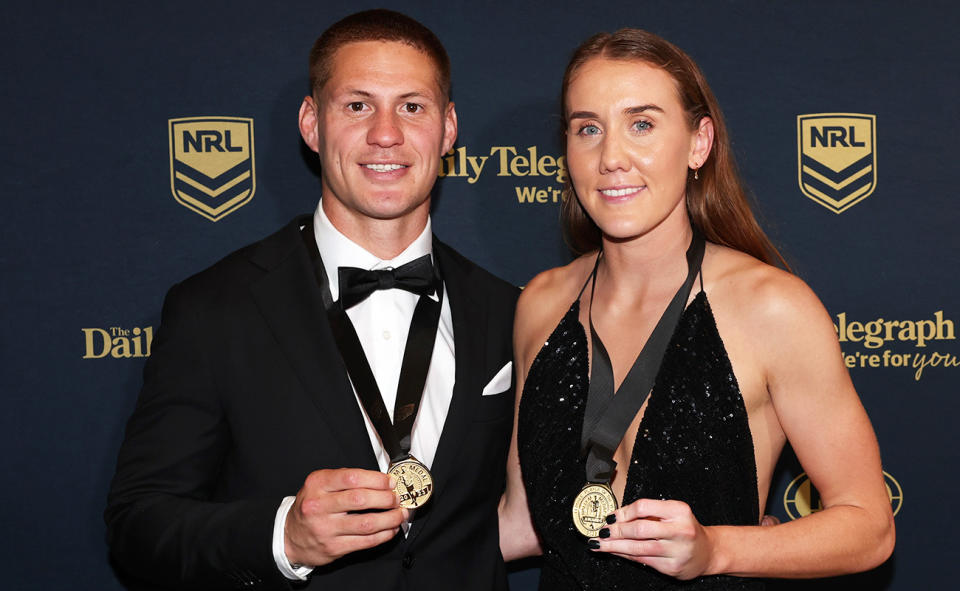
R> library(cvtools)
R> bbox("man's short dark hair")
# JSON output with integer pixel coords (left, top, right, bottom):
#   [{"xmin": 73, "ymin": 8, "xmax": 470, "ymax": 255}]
[{"xmin": 309, "ymin": 9, "xmax": 451, "ymax": 100}]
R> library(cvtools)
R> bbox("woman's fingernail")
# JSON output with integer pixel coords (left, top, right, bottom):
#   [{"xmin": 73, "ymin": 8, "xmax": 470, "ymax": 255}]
[
  {"xmin": 606, "ymin": 514, "xmax": 617, "ymax": 525},
  {"xmin": 599, "ymin": 528, "xmax": 610, "ymax": 538},
  {"xmin": 587, "ymin": 539, "xmax": 600, "ymax": 549}
]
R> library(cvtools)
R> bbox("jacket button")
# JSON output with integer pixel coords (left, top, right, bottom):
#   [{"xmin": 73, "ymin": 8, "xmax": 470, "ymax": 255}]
[{"xmin": 402, "ymin": 553, "xmax": 414, "ymax": 569}]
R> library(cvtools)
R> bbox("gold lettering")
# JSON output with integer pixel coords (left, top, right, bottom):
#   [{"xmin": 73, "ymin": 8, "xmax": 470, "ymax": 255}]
[
  {"xmin": 556, "ymin": 155, "xmax": 567, "ymax": 184},
  {"xmin": 514, "ymin": 186, "xmax": 564, "ymax": 204},
  {"xmin": 883, "ymin": 320, "xmax": 898, "ymax": 341},
  {"xmin": 132, "ymin": 327, "xmax": 143, "ymax": 357},
  {"xmin": 897, "ymin": 321, "xmax": 916, "ymax": 342},
  {"xmin": 835, "ymin": 312, "xmax": 847, "ymax": 342},
  {"xmin": 144, "ymin": 326, "xmax": 154, "ymax": 357},
  {"xmin": 466, "ymin": 153, "xmax": 488, "ymax": 184},
  {"xmin": 438, "ymin": 149, "xmax": 458, "ymax": 178},
  {"xmin": 111, "ymin": 337, "xmax": 132, "ymax": 359},
  {"xmin": 82, "ymin": 328, "xmax": 111, "ymax": 359},
  {"xmin": 537, "ymin": 153, "xmax": 556, "ymax": 177},
  {"xmin": 83, "ymin": 326, "xmax": 154, "ymax": 359},
  {"xmin": 846, "ymin": 321, "xmax": 863, "ymax": 342},
  {"xmin": 526, "ymin": 146, "xmax": 539, "ymax": 176},
  {"xmin": 510, "ymin": 154, "xmax": 530, "ymax": 176},
  {"xmin": 838, "ymin": 312, "xmax": 959, "ymax": 349},
  {"xmin": 935, "ymin": 311, "xmax": 955, "ymax": 340},
  {"xmin": 863, "ymin": 319, "xmax": 884, "ymax": 349},
  {"xmin": 916, "ymin": 320, "xmax": 936, "ymax": 347},
  {"xmin": 912, "ymin": 353, "xmax": 926, "ymax": 380},
  {"xmin": 909, "ymin": 352, "xmax": 959, "ymax": 380},
  {"xmin": 440, "ymin": 145, "xmax": 567, "ymax": 184},
  {"xmin": 490, "ymin": 146, "xmax": 517, "ymax": 176},
  {"xmin": 515, "ymin": 186, "xmax": 537, "ymax": 203},
  {"xmin": 456, "ymin": 146, "xmax": 468, "ymax": 178}
]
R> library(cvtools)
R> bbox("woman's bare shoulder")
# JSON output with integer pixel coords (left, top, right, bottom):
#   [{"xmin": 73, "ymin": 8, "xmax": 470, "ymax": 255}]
[
  {"xmin": 706, "ymin": 244, "xmax": 836, "ymax": 357},
  {"xmin": 515, "ymin": 254, "xmax": 597, "ymax": 363}
]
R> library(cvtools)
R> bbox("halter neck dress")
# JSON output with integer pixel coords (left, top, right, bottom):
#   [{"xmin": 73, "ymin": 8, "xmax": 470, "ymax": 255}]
[{"xmin": 517, "ymin": 262, "xmax": 764, "ymax": 590}]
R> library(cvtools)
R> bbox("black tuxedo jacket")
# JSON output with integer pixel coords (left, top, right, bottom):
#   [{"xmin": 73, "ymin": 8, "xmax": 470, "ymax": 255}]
[{"xmin": 105, "ymin": 216, "xmax": 519, "ymax": 590}]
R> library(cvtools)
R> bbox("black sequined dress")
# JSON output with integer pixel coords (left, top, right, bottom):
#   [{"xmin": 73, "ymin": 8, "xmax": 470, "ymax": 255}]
[{"xmin": 517, "ymin": 290, "xmax": 764, "ymax": 590}]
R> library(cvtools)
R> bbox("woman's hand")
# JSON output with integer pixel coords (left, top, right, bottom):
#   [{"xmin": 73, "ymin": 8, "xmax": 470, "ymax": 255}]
[{"xmin": 589, "ymin": 498, "xmax": 716, "ymax": 580}]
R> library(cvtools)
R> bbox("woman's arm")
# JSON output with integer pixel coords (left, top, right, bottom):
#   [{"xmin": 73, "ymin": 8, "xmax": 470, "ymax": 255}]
[
  {"xmin": 498, "ymin": 370, "xmax": 541, "ymax": 561},
  {"xmin": 498, "ymin": 269, "xmax": 575, "ymax": 561}
]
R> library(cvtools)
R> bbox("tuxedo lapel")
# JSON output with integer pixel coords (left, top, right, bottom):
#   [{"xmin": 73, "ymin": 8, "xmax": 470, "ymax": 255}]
[
  {"xmin": 247, "ymin": 219, "xmax": 380, "ymax": 472},
  {"xmin": 407, "ymin": 239, "xmax": 488, "ymax": 542}
]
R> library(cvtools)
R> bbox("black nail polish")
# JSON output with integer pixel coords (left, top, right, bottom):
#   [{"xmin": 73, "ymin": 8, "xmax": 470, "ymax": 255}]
[
  {"xmin": 587, "ymin": 539, "xmax": 600, "ymax": 549},
  {"xmin": 606, "ymin": 514, "xmax": 617, "ymax": 525},
  {"xmin": 599, "ymin": 528, "xmax": 610, "ymax": 538}
]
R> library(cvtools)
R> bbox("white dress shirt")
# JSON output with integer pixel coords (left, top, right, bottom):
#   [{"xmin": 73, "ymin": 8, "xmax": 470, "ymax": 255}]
[{"xmin": 272, "ymin": 201, "xmax": 456, "ymax": 579}]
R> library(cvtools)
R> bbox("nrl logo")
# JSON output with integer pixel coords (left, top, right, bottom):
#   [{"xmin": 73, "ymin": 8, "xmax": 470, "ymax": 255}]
[
  {"xmin": 797, "ymin": 113, "xmax": 876, "ymax": 214},
  {"xmin": 168, "ymin": 116, "xmax": 255, "ymax": 221}
]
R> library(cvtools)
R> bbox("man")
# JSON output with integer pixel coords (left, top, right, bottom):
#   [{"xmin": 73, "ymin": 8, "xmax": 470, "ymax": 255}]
[{"xmin": 106, "ymin": 10, "xmax": 517, "ymax": 590}]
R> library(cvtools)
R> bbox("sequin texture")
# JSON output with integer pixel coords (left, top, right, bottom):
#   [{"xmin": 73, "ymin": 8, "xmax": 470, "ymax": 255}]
[{"xmin": 518, "ymin": 292, "xmax": 763, "ymax": 590}]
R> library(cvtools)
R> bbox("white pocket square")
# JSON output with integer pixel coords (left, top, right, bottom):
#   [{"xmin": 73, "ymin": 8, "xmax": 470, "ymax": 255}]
[{"xmin": 481, "ymin": 362, "xmax": 513, "ymax": 395}]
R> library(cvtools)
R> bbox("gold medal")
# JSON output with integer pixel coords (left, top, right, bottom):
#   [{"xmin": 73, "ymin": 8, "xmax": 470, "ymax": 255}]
[
  {"xmin": 388, "ymin": 456, "xmax": 434, "ymax": 509},
  {"xmin": 572, "ymin": 483, "xmax": 618, "ymax": 537}
]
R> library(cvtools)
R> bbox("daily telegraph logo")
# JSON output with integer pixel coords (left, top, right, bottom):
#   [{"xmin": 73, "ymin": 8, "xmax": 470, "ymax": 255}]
[
  {"xmin": 835, "ymin": 310, "xmax": 958, "ymax": 380},
  {"xmin": 169, "ymin": 117, "xmax": 255, "ymax": 221},
  {"xmin": 783, "ymin": 471, "xmax": 902, "ymax": 519},
  {"xmin": 82, "ymin": 326, "xmax": 153, "ymax": 359},
  {"xmin": 438, "ymin": 146, "xmax": 568, "ymax": 205},
  {"xmin": 797, "ymin": 113, "xmax": 876, "ymax": 213}
]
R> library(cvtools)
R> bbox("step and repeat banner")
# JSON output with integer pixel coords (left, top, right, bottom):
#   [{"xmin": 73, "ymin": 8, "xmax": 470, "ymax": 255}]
[{"xmin": 2, "ymin": 1, "xmax": 956, "ymax": 589}]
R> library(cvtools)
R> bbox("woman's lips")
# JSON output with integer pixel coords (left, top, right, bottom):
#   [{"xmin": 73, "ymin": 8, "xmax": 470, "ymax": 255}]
[{"xmin": 598, "ymin": 185, "xmax": 644, "ymax": 201}]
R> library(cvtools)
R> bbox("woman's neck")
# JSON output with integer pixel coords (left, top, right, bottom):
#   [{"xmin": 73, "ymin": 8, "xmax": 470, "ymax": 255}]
[{"xmin": 598, "ymin": 216, "xmax": 694, "ymax": 302}]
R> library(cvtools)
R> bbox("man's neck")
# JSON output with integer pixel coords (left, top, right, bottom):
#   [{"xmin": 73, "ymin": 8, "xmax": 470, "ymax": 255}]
[{"xmin": 321, "ymin": 198, "xmax": 430, "ymax": 260}]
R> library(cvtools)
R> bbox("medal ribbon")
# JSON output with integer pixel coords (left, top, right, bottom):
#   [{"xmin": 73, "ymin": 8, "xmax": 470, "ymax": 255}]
[
  {"xmin": 580, "ymin": 229, "xmax": 705, "ymax": 484},
  {"xmin": 301, "ymin": 224, "xmax": 442, "ymax": 465}
]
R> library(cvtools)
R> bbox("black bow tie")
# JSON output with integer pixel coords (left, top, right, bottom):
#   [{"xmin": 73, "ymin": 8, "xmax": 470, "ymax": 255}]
[{"xmin": 337, "ymin": 254, "xmax": 437, "ymax": 309}]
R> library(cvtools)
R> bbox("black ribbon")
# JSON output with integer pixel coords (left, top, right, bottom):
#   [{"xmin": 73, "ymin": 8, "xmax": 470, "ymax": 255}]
[
  {"xmin": 581, "ymin": 229, "xmax": 705, "ymax": 484},
  {"xmin": 301, "ymin": 224, "xmax": 442, "ymax": 464}
]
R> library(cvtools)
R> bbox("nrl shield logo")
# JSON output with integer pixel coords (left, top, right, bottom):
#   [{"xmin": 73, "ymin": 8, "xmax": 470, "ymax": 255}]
[
  {"xmin": 797, "ymin": 113, "xmax": 876, "ymax": 213},
  {"xmin": 169, "ymin": 117, "xmax": 255, "ymax": 221}
]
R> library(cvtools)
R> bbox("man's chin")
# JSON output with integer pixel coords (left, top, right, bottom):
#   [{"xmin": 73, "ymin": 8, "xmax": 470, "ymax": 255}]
[{"xmin": 358, "ymin": 196, "xmax": 431, "ymax": 222}]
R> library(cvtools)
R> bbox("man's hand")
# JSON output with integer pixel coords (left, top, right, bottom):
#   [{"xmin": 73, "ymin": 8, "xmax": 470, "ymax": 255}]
[{"xmin": 284, "ymin": 468, "xmax": 406, "ymax": 567}]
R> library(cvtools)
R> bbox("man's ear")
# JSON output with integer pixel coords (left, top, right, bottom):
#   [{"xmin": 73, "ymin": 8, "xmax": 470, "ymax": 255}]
[
  {"xmin": 299, "ymin": 96, "xmax": 320, "ymax": 153},
  {"xmin": 441, "ymin": 101, "xmax": 458, "ymax": 155}
]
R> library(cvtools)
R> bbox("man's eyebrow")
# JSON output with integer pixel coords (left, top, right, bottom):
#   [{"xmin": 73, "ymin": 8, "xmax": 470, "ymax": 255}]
[{"xmin": 337, "ymin": 89, "xmax": 436, "ymax": 102}]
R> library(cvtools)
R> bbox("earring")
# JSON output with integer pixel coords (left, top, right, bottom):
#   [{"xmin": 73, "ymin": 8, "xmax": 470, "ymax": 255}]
[{"xmin": 694, "ymin": 168, "xmax": 699, "ymax": 180}]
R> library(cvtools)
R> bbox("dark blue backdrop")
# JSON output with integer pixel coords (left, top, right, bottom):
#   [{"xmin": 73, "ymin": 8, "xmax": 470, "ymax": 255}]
[{"xmin": 2, "ymin": 1, "xmax": 957, "ymax": 589}]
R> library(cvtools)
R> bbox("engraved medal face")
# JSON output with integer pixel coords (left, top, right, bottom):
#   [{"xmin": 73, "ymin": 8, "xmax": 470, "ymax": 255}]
[
  {"xmin": 572, "ymin": 483, "xmax": 618, "ymax": 537},
  {"xmin": 388, "ymin": 457, "xmax": 434, "ymax": 509}
]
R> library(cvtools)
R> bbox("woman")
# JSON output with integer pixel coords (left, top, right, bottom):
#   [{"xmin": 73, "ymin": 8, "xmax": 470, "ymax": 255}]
[{"xmin": 498, "ymin": 29, "xmax": 894, "ymax": 589}]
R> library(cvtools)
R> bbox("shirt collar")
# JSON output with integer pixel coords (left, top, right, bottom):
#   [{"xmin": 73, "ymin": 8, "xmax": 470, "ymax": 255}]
[{"xmin": 312, "ymin": 199, "xmax": 433, "ymax": 302}]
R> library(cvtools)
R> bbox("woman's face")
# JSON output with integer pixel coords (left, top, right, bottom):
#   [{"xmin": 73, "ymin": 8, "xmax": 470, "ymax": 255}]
[{"xmin": 565, "ymin": 58, "xmax": 711, "ymax": 242}]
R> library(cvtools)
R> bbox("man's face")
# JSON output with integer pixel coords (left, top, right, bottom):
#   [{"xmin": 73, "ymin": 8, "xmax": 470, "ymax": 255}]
[{"xmin": 299, "ymin": 41, "xmax": 457, "ymax": 225}]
